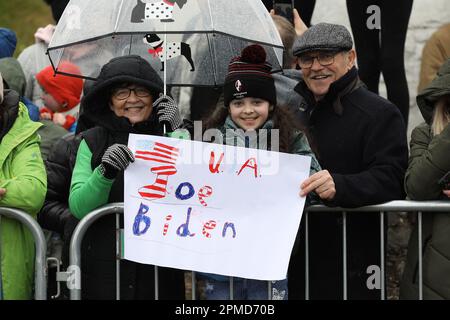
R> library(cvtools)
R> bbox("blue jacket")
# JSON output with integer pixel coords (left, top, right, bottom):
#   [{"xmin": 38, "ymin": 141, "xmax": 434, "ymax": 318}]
[{"xmin": 0, "ymin": 28, "xmax": 17, "ymax": 58}]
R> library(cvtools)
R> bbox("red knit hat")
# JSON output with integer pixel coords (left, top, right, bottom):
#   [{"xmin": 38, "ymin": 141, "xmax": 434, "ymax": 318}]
[{"xmin": 36, "ymin": 62, "xmax": 83, "ymax": 111}]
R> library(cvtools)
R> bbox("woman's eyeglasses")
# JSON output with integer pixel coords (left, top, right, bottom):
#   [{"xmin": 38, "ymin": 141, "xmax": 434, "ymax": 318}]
[{"xmin": 113, "ymin": 87, "xmax": 151, "ymax": 100}]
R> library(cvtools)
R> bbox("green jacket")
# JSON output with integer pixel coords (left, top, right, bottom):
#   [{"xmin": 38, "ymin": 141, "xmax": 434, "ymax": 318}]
[
  {"xmin": 69, "ymin": 131, "xmax": 189, "ymax": 220},
  {"xmin": 400, "ymin": 59, "xmax": 450, "ymax": 299},
  {"xmin": 0, "ymin": 101, "xmax": 46, "ymax": 300},
  {"xmin": 69, "ymin": 139, "xmax": 114, "ymax": 219}
]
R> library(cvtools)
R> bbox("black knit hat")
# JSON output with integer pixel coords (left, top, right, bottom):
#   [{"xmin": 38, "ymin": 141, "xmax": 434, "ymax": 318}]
[
  {"xmin": 223, "ymin": 45, "xmax": 276, "ymax": 107},
  {"xmin": 82, "ymin": 55, "xmax": 164, "ymax": 113}
]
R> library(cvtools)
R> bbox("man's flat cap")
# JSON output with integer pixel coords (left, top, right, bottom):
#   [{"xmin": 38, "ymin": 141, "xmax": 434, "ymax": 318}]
[{"xmin": 293, "ymin": 23, "xmax": 353, "ymax": 56}]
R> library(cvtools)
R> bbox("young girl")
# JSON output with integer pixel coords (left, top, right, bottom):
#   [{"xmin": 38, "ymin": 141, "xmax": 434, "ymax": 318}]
[{"xmin": 198, "ymin": 44, "xmax": 321, "ymax": 300}]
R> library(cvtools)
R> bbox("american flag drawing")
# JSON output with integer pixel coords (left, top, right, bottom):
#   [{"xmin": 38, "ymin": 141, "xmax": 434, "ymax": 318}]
[{"xmin": 136, "ymin": 142, "xmax": 180, "ymax": 200}]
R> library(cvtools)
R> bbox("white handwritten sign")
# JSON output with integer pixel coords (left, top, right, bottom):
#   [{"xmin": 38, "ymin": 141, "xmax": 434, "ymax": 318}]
[{"xmin": 124, "ymin": 134, "xmax": 311, "ymax": 280}]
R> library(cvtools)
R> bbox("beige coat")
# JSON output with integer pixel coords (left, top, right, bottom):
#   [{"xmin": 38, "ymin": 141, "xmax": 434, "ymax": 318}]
[{"xmin": 418, "ymin": 23, "xmax": 450, "ymax": 92}]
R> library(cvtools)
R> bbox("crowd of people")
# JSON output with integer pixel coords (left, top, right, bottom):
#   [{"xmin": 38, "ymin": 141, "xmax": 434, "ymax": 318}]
[{"xmin": 0, "ymin": 0, "xmax": 449, "ymax": 300}]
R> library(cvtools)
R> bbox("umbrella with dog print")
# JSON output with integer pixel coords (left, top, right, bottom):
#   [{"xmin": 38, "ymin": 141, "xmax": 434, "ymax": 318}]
[{"xmin": 46, "ymin": 0, "xmax": 284, "ymax": 87}]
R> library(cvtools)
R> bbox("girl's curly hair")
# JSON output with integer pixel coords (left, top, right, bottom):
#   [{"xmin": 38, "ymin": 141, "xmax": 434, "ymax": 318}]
[{"xmin": 202, "ymin": 101, "xmax": 310, "ymax": 153}]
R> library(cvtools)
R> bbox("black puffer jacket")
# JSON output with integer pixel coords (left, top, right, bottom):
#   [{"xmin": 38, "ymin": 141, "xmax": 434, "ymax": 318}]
[{"xmin": 38, "ymin": 133, "xmax": 83, "ymax": 267}]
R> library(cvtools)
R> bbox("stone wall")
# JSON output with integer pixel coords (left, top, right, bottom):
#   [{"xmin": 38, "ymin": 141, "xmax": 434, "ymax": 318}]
[{"xmin": 311, "ymin": 0, "xmax": 450, "ymax": 139}]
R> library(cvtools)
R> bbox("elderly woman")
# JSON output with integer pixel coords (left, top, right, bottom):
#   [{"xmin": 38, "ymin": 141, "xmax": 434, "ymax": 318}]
[
  {"xmin": 0, "ymin": 73, "xmax": 47, "ymax": 299},
  {"xmin": 68, "ymin": 55, "xmax": 185, "ymax": 300},
  {"xmin": 400, "ymin": 59, "xmax": 450, "ymax": 300}
]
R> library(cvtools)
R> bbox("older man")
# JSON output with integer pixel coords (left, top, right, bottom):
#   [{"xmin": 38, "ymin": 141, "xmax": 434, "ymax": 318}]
[{"xmin": 289, "ymin": 23, "xmax": 408, "ymax": 299}]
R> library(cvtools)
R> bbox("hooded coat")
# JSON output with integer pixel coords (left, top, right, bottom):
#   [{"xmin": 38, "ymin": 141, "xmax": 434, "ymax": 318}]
[
  {"xmin": 0, "ymin": 58, "xmax": 40, "ymax": 122},
  {"xmin": 68, "ymin": 55, "xmax": 185, "ymax": 300},
  {"xmin": 0, "ymin": 90, "xmax": 46, "ymax": 299},
  {"xmin": 400, "ymin": 59, "xmax": 450, "ymax": 300}
]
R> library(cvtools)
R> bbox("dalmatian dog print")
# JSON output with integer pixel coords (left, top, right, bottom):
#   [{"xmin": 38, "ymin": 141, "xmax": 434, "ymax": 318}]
[
  {"xmin": 131, "ymin": 0, "xmax": 188, "ymax": 23},
  {"xmin": 143, "ymin": 33, "xmax": 195, "ymax": 72}
]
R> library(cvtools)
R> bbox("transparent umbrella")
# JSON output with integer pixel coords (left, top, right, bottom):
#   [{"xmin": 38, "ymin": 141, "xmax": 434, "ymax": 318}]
[{"xmin": 47, "ymin": 0, "xmax": 284, "ymax": 88}]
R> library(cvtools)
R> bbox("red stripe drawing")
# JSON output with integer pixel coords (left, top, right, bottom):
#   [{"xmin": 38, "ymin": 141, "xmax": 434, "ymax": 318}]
[
  {"xmin": 137, "ymin": 142, "xmax": 179, "ymax": 200},
  {"xmin": 136, "ymin": 150, "xmax": 178, "ymax": 161},
  {"xmin": 163, "ymin": 214, "xmax": 173, "ymax": 236},
  {"xmin": 198, "ymin": 186, "xmax": 213, "ymax": 207},
  {"xmin": 135, "ymin": 155, "xmax": 176, "ymax": 165},
  {"xmin": 202, "ymin": 220, "xmax": 217, "ymax": 238}
]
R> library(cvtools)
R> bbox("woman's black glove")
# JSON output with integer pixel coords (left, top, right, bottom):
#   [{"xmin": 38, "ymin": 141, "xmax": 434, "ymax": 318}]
[
  {"xmin": 99, "ymin": 144, "xmax": 135, "ymax": 179},
  {"xmin": 153, "ymin": 93, "xmax": 182, "ymax": 132}
]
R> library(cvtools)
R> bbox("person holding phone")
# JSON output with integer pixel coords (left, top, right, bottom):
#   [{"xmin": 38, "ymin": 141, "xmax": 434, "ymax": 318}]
[
  {"xmin": 272, "ymin": 0, "xmax": 295, "ymax": 25},
  {"xmin": 262, "ymin": 0, "xmax": 316, "ymax": 27},
  {"xmin": 400, "ymin": 59, "xmax": 450, "ymax": 299}
]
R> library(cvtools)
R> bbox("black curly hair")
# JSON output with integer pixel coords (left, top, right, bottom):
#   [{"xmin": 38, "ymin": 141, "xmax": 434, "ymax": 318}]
[{"xmin": 202, "ymin": 102, "xmax": 310, "ymax": 154}]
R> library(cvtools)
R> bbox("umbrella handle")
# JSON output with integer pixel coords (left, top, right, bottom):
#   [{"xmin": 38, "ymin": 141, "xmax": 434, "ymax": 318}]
[
  {"xmin": 163, "ymin": 24, "xmax": 167, "ymax": 136},
  {"xmin": 163, "ymin": 24, "xmax": 167, "ymax": 96}
]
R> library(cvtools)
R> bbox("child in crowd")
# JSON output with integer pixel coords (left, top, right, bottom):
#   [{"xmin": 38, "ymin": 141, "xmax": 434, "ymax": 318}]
[
  {"xmin": 198, "ymin": 44, "xmax": 321, "ymax": 300},
  {"xmin": 36, "ymin": 62, "xmax": 83, "ymax": 132}
]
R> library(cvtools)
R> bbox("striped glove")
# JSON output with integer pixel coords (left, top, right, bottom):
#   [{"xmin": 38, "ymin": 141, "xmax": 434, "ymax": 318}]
[
  {"xmin": 153, "ymin": 93, "xmax": 182, "ymax": 132},
  {"xmin": 99, "ymin": 144, "xmax": 135, "ymax": 179}
]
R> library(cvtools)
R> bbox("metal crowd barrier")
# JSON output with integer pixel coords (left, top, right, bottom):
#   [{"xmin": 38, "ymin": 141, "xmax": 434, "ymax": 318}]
[
  {"xmin": 0, "ymin": 207, "xmax": 47, "ymax": 300},
  {"xmin": 306, "ymin": 200, "xmax": 450, "ymax": 300},
  {"xmin": 66, "ymin": 201, "xmax": 450, "ymax": 300},
  {"xmin": 68, "ymin": 203, "xmax": 123, "ymax": 300},
  {"xmin": 68, "ymin": 203, "xmax": 274, "ymax": 300}
]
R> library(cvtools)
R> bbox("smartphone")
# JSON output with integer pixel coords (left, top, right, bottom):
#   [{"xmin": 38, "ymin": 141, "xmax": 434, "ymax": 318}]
[
  {"xmin": 438, "ymin": 171, "xmax": 450, "ymax": 189},
  {"xmin": 273, "ymin": 0, "xmax": 295, "ymax": 25}
]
